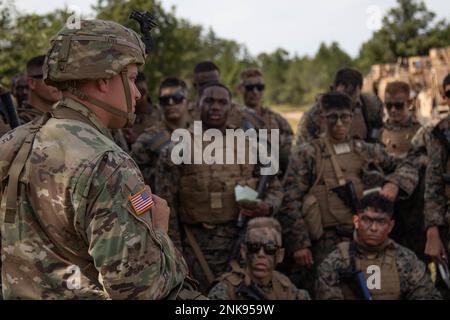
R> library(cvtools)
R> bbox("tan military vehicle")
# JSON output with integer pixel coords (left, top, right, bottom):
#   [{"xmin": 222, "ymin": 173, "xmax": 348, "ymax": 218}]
[{"xmin": 364, "ymin": 46, "xmax": 450, "ymax": 125}]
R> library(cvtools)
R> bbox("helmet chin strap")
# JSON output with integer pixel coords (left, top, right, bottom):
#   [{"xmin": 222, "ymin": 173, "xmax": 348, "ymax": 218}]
[
  {"xmin": 68, "ymin": 67, "xmax": 135, "ymax": 128},
  {"xmin": 119, "ymin": 67, "xmax": 136, "ymax": 128}
]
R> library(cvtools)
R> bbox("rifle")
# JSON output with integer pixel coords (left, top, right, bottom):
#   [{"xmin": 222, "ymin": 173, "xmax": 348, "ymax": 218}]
[
  {"xmin": 129, "ymin": 9, "xmax": 158, "ymax": 54},
  {"xmin": 331, "ymin": 180, "xmax": 361, "ymax": 214},
  {"xmin": 235, "ymin": 282, "xmax": 267, "ymax": 300},
  {"xmin": 338, "ymin": 242, "xmax": 372, "ymax": 300},
  {"xmin": 0, "ymin": 91, "xmax": 20, "ymax": 129},
  {"xmin": 226, "ymin": 173, "xmax": 274, "ymax": 271}
]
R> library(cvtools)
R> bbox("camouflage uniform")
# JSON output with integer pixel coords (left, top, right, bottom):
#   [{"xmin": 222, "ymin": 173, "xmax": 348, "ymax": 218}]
[
  {"xmin": 244, "ymin": 106, "xmax": 293, "ymax": 177},
  {"xmin": 380, "ymin": 118, "xmax": 427, "ymax": 261},
  {"xmin": 133, "ymin": 101, "xmax": 163, "ymax": 138},
  {"xmin": 0, "ymin": 98, "xmax": 188, "ymax": 299},
  {"xmin": 0, "ymin": 117, "xmax": 11, "ymax": 137},
  {"xmin": 17, "ymin": 101, "xmax": 44, "ymax": 125},
  {"xmin": 157, "ymin": 129, "xmax": 284, "ymax": 292},
  {"xmin": 131, "ymin": 119, "xmax": 191, "ymax": 201},
  {"xmin": 0, "ymin": 19, "xmax": 189, "ymax": 299},
  {"xmin": 208, "ymin": 263, "xmax": 310, "ymax": 300},
  {"xmin": 296, "ymin": 93, "xmax": 384, "ymax": 145},
  {"xmin": 316, "ymin": 238, "xmax": 441, "ymax": 300},
  {"xmin": 193, "ymin": 101, "xmax": 265, "ymax": 132},
  {"xmin": 424, "ymin": 118, "xmax": 450, "ymax": 252},
  {"xmin": 111, "ymin": 128, "xmax": 130, "ymax": 153},
  {"xmin": 280, "ymin": 137, "xmax": 416, "ymax": 260},
  {"xmin": 277, "ymin": 136, "xmax": 417, "ymax": 295}
]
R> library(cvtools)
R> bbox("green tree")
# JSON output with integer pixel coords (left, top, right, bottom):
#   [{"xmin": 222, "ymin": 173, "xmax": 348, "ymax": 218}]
[
  {"xmin": 0, "ymin": 0, "xmax": 70, "ymax": 86},
  {"xmin": 357, "ymin": 0, "xmax": 450, "ymax": 71}
]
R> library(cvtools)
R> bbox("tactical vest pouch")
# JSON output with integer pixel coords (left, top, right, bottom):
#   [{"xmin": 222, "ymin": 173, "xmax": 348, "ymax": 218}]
[{"xmin": 302, "ymin": 193, "xmax": 323, "ymax": 241}]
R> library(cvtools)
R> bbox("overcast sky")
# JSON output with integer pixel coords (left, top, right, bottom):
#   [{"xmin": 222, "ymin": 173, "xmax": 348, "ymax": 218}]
[{"xmin": 14, "ymin": 0, "xmax": 450, "ymax": 57}]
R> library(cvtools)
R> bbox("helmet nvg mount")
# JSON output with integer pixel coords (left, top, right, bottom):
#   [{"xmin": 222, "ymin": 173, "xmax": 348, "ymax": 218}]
[{"xmin": 44, "ymin": 12, "xmax": 157, "ymax": 127}]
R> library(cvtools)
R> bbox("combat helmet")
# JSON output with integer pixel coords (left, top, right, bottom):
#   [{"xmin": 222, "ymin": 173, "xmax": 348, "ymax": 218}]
[{"xmin": 43, "ymin": 19, "xmax": 147, "ymax": 127}]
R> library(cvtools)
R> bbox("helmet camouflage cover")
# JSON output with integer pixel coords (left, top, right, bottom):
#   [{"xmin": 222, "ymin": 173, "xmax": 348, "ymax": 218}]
[{"xmin": 44, "ymin": 19, "xmax": 146, "ymax": 88}]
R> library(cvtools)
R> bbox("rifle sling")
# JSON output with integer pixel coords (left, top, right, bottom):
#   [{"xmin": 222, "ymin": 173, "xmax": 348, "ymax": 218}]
[{"xmin": 183, "ymin": 225, "xmax": 215, "ymax": 285}]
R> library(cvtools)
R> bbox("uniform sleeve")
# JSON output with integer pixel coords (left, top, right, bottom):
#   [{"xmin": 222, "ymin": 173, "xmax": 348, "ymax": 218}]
[
  {"xmin": 294, "ymin": 288, "xmax": 311, "ymax": 300},
  {"xmin": 74, "ymin": 151, "xmax": 188, "ymax": 299},
  {"xmin": 262, "ymin": 174, "xmax": 284, "ymax": 212},
  {"xmin": 315, "ymin": 250, "xmax": 345, "ymax": 300},
  {"xmin": 130, "ymin": 131, "xmax": 159, "ymax": 186},
  {"xmin": 274, "ymin": 112, "xmax": 294, "ymax": 175},
  {"xmin": 397, "ymin": 246, "xmax": 442, "ymax": 300},
  {"xmin": 424, "ymin": 133, "xmax": 448, "ymax": 228},
  {"xmin": 361, "ymin": 141, "xmax": 418, "ymax": 198},
  {"xmin": 276, "ymin": 143, "xmax": 317, "ymax": 252},
  {"xmin": 207, "ymin": 281, "xmax": 232, "ymax": 300},
  {"xmin": 295, "ymin": 103, "xmax": 321, "ymax": 145},
  {"xmin": 367, "ymin": 94, "xmax": 384, "ymax": 132}
]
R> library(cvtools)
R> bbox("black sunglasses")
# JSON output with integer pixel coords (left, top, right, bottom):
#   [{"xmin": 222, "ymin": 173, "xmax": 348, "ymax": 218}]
[
  {"xmin": 245, "ymin": 241, "xmax": 279, "ymax": 255},
  {"xmin": 445, "ymin": 90, "xmax": 450, "ymax": 99},
  {"xmin": 324, "ymin": 112, "xmax": 353, "ymax": 126},
  {"xmin": 159, "ymin": 92, "xmax": 185, "ymax": 107},
  {"xmin": 385, "ymin": 102, "xmax": 406, "ymax": 110},
  {"xmin": 245, "ymin": 84, "xmax": 265, "ymax": 92}
]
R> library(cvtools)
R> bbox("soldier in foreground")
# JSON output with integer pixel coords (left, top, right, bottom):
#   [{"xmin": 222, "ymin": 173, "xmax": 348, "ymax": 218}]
[
  {"xmin": 238, "ymin": 68, "xmax": 293, "ymax": 177},
  {"xmin": 17, "ymin": 55, "xmax": 62, "ymax": 124},
  {"xmin": 423, "ymin": 73, "xmax": 450, "ymax": 296},
  {"xmin": 0, "ymin": 19, "xmax": 189, "ymax": 299},
  {"xmin": 380, "ymin": 81, "xmax": 426, "ymax": 260},
  {"xmin": 316, "ymin": 192, "xmax": 441, "ymax": 300},
  {"xmin": 158, "ymin": 82, "xmax": 283, "ymax": 292},
  {"xmin": 278, "ymin": 91, "xmax": 416, "ymax": 296},
  {"xmin": 132, "ymin": 77, "xmax": 191, "ymax": 202},
  {"xmin": 296, "ymin": 68, "xmax": 384, "ymax": 145},
  {"xmin": 208, "ymin": 217, "xmax": 310, "ymax": 300}
]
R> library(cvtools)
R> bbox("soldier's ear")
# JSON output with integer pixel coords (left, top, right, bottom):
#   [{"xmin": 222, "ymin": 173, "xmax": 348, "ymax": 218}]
[
  {"xmin": 27, "ymin": 77, "xmax": 37, "ymax": 91},
  {"xmin": 275, "ymin": 248, "xmax": 285, "ymax": 264},
  {"xmin": 96, "ymin": 78, "xmax": 110, "ymax": 93},
  {"xmin": 388, "ymin": 218, "xmax": 395, "ymax": 233},
  {"xmin": 352, "ymin": 215, "xmax": 360, "ymax": 230}
]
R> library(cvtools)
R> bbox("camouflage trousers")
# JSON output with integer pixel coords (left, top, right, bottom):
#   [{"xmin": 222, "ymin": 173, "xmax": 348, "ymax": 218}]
[
  {"xmin": 279, "ymin": 227, "xmax": 352, "ymax": 299},
  {"xmin": 391, "ymin": 173, "xmax": 427, "ymax": 262},
  {"xmin": 181, "ymin": 221, "xmax": 239, "ymax": 294}
]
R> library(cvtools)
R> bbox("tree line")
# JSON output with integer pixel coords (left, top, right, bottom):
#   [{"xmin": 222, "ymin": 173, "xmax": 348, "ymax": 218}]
[{"xmin": 0, "ymin": 0, "xmax": 449, "ymax": 107}]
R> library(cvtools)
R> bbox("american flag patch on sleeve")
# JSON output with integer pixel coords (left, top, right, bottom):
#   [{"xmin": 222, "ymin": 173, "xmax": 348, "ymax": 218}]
[{"xmin": 128, "ymin": 186, "xmax": 155, "ymax": 215}]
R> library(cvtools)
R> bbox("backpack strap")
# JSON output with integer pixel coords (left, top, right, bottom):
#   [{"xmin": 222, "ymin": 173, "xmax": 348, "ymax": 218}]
[
  {"xmin": 4, "ymin": 114, "xmax": 51, "ymax": 224},
  {"xmin": 4, "ymin": 109, "xmax": 100, "ymax": 284}
]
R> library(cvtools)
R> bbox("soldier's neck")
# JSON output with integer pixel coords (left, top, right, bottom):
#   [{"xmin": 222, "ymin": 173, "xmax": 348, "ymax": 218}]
[
  {"xmin": 167, "ymin": 114, "xmax": 189, "ymax": 131},
  {"xmin": 389, "ymin": 115, "xmax": 410, "ymax": 127},
  {"xmin": 247, "ymin": 104, "xmax": 263, "ymax": 115},
  {"xmin": 326, "ymin": 134, "xmax": 348, "ymax": 145},
  {"xmin": 203, "ymin": 123, "xmax": 227, "ymax": 133},
  {"xmin": 248, "ymin": 272, "xmax": 272, "ymax": 287},
  {"xmin": 28, "ymin": 93, "xmax": 53, "ymax": 113}
]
